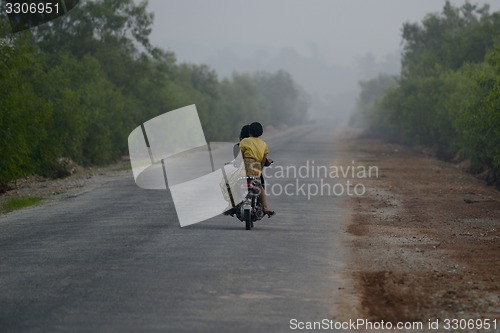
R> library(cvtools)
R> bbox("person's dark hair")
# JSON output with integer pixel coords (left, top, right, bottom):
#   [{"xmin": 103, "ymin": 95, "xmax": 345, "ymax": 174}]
[
  {"xmin": 249, "ymin": 122, "xmax": 263, "ymax": 137},
  {"xmin": 240, "ymin": 125, "xmax": 250, "ymax": 140}
]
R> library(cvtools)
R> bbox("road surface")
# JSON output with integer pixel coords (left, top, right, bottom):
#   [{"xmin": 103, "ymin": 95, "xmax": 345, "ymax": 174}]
[{"xmin": 0, "ymin": 125, "xmax": 350, "ymax": 332}]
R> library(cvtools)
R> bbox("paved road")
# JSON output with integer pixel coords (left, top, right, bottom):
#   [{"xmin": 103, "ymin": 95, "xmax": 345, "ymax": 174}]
[{"xmin": 0, "ymin": 125, "xmax": 349, "ymax": 332}]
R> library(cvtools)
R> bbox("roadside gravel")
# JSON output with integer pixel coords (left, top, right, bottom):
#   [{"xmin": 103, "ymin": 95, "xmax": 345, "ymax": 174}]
[{"xmin": 336, "ymin": 128, "xmax": 500, "ymax": 328}]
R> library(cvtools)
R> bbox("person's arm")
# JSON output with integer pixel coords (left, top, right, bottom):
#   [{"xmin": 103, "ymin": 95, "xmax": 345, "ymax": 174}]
[
  {"xmin": 239, "ymin": 139, "xmax": 248, "ymax": 158},
  {"xmin": 261, "ymin": 153, "xmax": 268, "ymax": 168},
  {"xmin": 261, "ymin": 142, "xmax": 269, "ymax": 167},
  {"xmin": 233, "ymin": 143, "xmax": 240, "ymax": 159}
]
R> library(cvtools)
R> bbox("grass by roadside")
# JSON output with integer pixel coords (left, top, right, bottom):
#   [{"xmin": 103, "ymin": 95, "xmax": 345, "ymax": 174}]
[
  {"xmin": 0, "ymin": 161, "xmax": 132, "ymax": 216},
  {"xmin": 0, "ymin": 197, "xmax": 43, "ymax": 214}
]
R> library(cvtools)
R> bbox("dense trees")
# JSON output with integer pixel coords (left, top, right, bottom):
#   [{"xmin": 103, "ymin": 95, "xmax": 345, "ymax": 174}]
[
  {"xmin": 355, "ymin": 1, "xmax": 500, "ymax": 183},
  {"xmin": 0, "ymin": 0, "xmax": 309, "ymax": 189}
]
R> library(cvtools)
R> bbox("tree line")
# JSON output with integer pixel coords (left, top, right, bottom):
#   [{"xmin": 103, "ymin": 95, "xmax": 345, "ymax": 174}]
[
  {"xmin": 353, "ymin": 1, "xmax": 500, "ymax": 184},
  {"xmin": 0, "ymin": 0, "xmax": 309, "ymax": 190}
]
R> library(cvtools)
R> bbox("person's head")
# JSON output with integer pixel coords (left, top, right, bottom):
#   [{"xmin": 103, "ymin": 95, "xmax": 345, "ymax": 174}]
[
  {"xmin": 239, "ymin": 125, "xmax": 250, "ymax": 141},
  {"xmin": 249, "ymin": 122, "xmax": 263, "ymax": 137}
]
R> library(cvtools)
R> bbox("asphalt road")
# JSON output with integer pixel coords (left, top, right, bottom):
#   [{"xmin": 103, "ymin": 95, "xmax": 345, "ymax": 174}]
[{"xmin": 0, "ymin": 125, "xmax": 349, "ymax": 333}]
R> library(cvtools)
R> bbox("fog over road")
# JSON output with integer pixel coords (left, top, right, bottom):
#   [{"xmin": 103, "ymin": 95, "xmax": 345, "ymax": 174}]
[{"xmin": 0, "ymin": 125, "xmax": 349, "ymax": 332}]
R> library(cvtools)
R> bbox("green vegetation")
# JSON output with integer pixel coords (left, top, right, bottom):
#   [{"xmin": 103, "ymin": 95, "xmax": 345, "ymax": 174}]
[
  {"xmin": 1, "ymin": 197, "xmax": 43, "ymax": 213},
  {"xmin": 354, "ymin": 1, "xmax": 500, "ymax": 184},
  {"xmin": 0, "ymin": 0, "xmax": 309, "ymax": 190}
]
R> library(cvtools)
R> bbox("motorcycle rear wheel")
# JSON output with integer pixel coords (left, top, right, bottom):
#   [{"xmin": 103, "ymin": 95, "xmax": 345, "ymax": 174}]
[{"xmin": 244, "ymin": 209, "xmax": 251, "ymax": 230}]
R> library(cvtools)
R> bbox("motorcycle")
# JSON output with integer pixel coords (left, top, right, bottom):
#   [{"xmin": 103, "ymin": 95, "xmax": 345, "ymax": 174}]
[
  {"xmin": 222, "ymin": 163, "xmax": 272, "ymax": 230},
  {"xmin": 233, "ymin": 177, "xmax": 267, "ymax": 230}
]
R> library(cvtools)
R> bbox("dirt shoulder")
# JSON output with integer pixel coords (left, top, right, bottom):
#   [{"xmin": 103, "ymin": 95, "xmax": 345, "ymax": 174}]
[
  {"xmin": 0, "ymin": 162, "xmax": 131, "ymax": 213},
  {"xmin": 336, "ymin": 128, "xmax": 500, "ymax": 329}
]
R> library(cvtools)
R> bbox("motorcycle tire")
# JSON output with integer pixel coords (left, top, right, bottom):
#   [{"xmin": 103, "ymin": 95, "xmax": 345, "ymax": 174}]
[{"xmin": 244, "ymin": 209, "xmax": 251, "ymax": 230}]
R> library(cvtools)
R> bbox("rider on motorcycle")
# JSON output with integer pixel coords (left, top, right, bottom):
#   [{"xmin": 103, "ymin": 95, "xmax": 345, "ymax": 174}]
[
  {"xmin": 239, "ymin": 122, "xmax": 275, "ymax": 217},
  {"xmin": 233, "ymin": 124, "xmax": 272, "ymax": 188}
]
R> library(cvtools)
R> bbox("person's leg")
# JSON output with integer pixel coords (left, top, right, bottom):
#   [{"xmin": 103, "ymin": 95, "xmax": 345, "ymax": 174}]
[
  {"xmin": 259, "ymin": 185, "xmax": 273, "ymax": 213},
  {"xmin": 245, "ymin": 159, "xmax": 274, "ymax": 214}
]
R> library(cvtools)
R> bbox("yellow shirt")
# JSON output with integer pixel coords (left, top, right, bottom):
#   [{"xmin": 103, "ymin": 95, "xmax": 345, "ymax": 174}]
[{"xmin": 240, "ymin": 137, "xmax": 268, "ymax": 162}]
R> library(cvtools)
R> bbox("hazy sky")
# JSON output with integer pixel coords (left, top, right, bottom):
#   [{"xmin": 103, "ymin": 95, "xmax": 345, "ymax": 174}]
[{"xmin": 146, "ymin": 0, "xmax": 500, "ymax": 67}]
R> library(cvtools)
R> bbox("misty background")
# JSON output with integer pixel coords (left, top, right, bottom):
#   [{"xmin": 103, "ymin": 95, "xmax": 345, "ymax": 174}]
[
  {"xmin": 145, "ymin": 0, "xmax": 500, "ymax": 122},
  {"xmin": 1, "ymin": 0, "xmax": 499, "ymax": 187}
]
